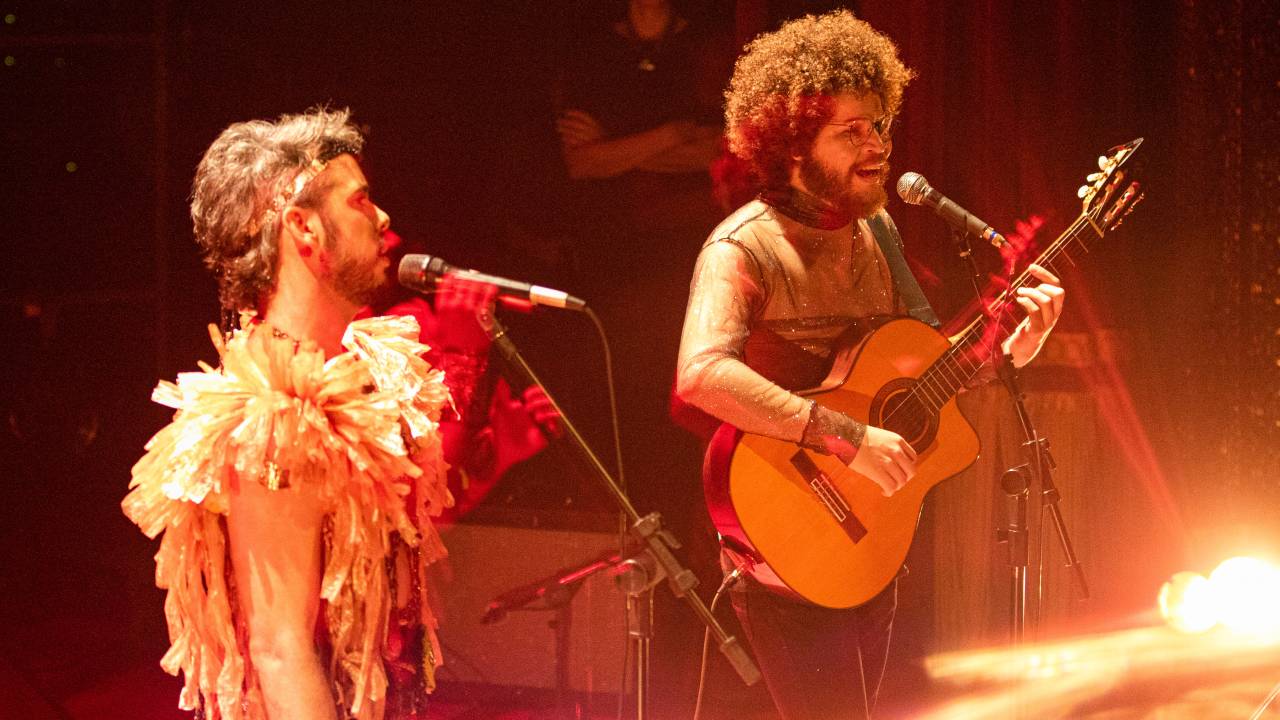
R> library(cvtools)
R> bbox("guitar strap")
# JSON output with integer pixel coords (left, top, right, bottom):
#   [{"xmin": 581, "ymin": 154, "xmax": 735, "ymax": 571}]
[{"xmin": 867, "ymin": 211, "xmax": 940, "ymax": 329}]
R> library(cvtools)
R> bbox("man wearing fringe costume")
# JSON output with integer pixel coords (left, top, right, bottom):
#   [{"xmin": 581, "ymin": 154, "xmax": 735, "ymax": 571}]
[{"xmin": 123, "ymin": 108, "xmax": 486, "ymax": 719}]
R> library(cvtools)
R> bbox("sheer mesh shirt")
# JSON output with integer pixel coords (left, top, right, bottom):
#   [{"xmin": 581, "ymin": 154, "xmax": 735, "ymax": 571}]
[{"xmin": 677, "ymin": 199, "xmax": 903, "ymax": 445}]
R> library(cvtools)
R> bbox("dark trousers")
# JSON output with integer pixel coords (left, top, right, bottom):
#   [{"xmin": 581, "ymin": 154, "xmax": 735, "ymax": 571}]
[{"xmin": 731, "ymin": 576, "xmax": 898, "ymax": 720}]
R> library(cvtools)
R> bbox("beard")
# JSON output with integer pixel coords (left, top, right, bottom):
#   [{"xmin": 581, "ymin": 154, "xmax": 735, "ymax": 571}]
[
  {"xmin": 321, "ymin": 212, "xmax": 388, "ymax": 308},
  {"xmin": 799, "ymin": 154, "xmax": 889, "ymax": 220}
]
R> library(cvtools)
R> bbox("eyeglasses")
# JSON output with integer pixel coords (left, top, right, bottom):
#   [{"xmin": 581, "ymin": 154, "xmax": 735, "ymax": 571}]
[{"xmin": 826, "ymin": 115, "xmax": 894, "ymax": 148}]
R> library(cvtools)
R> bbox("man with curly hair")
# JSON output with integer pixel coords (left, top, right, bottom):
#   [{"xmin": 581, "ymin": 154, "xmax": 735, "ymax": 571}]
[
  {"xmin": 124, "ymin": 108, "xmax": 499, "ymax": 719},
  {"xmin": 676, "ymin": 11, "xmax": 1065, "ymax": 718}
]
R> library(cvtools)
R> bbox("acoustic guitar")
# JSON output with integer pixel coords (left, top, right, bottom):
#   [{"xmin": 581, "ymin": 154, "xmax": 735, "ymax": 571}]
[{"xmin": 704, "ymin": 139, "xmax": 1145, "ymax": 608}]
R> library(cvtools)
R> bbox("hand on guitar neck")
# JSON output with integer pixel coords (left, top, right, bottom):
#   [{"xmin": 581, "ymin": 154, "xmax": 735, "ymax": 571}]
[{"xmin": 1001, "ymin": 263, "xmax": 1066, "ymax": 368}]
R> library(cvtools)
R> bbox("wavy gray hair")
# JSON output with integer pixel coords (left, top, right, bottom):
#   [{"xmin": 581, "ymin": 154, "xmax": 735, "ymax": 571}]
[{"xmin": 190, "ymin": 107, "xmax": 365, "ymax": 312}]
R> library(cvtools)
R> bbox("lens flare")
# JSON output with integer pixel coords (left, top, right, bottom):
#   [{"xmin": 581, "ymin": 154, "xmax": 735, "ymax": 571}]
[
  {"xmin": 1158, "ymin": 571, "xmax": 1216, "ymax": 633},
  {"xmin": 1160, "ymin": 557, "xmax": 1280, "ymax": 638},
  {"xmin": 1208, "ymin": 556, "xmax": 1280, "ymax": 638}
]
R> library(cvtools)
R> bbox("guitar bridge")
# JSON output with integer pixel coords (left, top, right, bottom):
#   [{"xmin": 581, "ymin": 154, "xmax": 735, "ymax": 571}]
[{"xmin": 790, "ymin": 451, "xmax": 867, "ymax": 542}]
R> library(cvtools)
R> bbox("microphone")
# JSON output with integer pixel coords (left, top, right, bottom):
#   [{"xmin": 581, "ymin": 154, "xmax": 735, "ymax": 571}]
[
  {"xmin": 479, "ymin": 547, "xmax": 623, "ymax": 624},
  {"xmin": 398, "ymin": 254, "xmax": 586, "ymax": 311},
  {"xmin": 896, "ymin": 172, "xmax": 1007, "ymax": 248}
]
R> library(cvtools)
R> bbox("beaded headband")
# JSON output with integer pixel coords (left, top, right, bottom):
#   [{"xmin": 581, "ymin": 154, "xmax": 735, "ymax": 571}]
[{"xmin": 244, "ymin": 157, "xmax": 330, "ymax": 238}]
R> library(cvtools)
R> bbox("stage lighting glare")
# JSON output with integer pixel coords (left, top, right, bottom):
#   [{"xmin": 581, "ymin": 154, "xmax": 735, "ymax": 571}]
[
  {"xmin": 1208, "ymin": 556, "xmax": 1280, "ymax": 638},
  {"xmin": 1158, "ymin": 571, "xmax": 1217, "ymax": 634},
  {"xmin": 1022, "ymin": 648, "xmax": 1083, "ymax": 680},
  {"xmin": 1160, "ymin": 557, "xmax": 1280, "ymax": 637}
]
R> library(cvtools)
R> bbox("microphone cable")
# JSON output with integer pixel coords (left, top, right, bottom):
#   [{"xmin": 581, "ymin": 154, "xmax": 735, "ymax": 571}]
[{"xmin": 691, "ymin": 565, "xmax": 747, "ymax": 720}]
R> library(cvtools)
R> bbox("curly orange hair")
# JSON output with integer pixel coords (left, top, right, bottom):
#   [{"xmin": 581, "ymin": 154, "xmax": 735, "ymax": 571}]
[{"xmin": 724, "ymin": 10, "xmax": 914, "ymax": 190}]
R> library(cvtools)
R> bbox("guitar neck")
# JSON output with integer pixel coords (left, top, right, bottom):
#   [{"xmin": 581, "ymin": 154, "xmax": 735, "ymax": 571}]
[
  {"xmin": 913, "ymin": 210, "xmax": 1104, "ymax": 413},
  {"xmin": 892, "ymin": 141, "xmax": 1143, "ymax": 417}
]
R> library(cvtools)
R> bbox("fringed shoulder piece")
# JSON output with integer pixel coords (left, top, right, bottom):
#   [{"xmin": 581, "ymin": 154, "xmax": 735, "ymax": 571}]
[{"xmin": 122, "ymin": 315, "xmax": 452, "ymax": 720}]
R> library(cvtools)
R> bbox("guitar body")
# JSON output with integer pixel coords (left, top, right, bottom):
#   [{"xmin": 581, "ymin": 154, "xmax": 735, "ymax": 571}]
[{"xmin": 704, "ymin": 317, "xmax": 980, "ymax": 609}]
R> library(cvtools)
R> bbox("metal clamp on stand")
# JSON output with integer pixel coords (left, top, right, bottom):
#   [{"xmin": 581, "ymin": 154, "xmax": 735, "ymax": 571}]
[
  {"xmin": 611, "ymin": 550, "xmax": 666, "ymax": 718},
  {"xmin": 997, "ymin": 464, "xmax": 1031, "ymax": 644}
]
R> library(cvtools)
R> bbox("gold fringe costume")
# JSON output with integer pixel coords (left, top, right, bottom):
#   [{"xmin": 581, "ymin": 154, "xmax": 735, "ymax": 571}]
[{"xmin": 122, "ymin": 315, "xmax": 453, "ymax": 720}]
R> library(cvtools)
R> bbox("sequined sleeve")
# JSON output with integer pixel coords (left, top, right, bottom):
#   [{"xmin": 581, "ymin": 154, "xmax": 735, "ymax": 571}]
[{"xmin": 676, "ymin": 239, "xmax": 813, "ymax": 442}]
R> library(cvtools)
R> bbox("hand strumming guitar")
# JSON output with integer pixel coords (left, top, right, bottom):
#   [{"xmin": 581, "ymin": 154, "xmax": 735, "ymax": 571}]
[{"xmin": 849, "ymin": 426, "xmax": 919, "ymax": 497}]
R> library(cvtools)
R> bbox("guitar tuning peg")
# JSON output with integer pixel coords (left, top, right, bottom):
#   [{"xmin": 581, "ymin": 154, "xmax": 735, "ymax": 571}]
[
  {"xmin": 1087, "ymin": 172, "xmax": 1104, "ymax": 183},
  {"xmin": 1097, "ymin": 155, "xmax": 1109, "ymax": 170},
  {"xmin": 1077, "ymin": 185, "xmax": 1090, "ymax": 199}
]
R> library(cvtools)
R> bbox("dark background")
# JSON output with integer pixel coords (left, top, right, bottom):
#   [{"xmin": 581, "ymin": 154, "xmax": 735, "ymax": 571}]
[{"xmin": 2, "ymin": 1, "xmax": 1277, "ymax": 718}]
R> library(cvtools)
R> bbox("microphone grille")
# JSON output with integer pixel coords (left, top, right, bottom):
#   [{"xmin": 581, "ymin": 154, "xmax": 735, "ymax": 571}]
[
  {"xmin": 896, "ymin": 172, "xmax": 930, "ymax": 206},
  {"xmin": 398, "ymin": 253, "xmax": 450, "ymax": 289},
  {"xmin": 397, "ymin": 254, "xmax": 426, "ymax": 288}
]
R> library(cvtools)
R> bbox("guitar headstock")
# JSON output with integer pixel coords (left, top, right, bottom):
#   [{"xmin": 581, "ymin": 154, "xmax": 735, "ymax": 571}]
[{"xmin": 1077, "ymin": 137, "xmax": 1145, "ymax": 234}]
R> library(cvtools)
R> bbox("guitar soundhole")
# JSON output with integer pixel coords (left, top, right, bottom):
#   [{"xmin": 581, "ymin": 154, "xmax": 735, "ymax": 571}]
[{"xmin": 871, "ymin": 378, "xmax": 938, "ymax": 452}]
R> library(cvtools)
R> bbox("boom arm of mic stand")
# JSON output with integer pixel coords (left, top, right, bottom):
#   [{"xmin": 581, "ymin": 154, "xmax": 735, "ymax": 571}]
[
  {"xmin": 482, "ymin": 545, "xmax": 623, "ymax": 624},
  {"xmin": 481, "ymin": 314, "xmax": 761, "ymax": 686}
]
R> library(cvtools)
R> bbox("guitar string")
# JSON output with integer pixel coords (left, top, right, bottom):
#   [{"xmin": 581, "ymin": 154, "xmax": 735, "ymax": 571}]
[
  {"xmin": 899, "ymin": 212, "xmax": 1093, "ymax": 419},
  {"xmin": 878, "ymin": 212, "xmax": 1096, "ymax": 435},
  {"xmin": 878, "ymin": 165, "xmax": 1131, "ymax": 432},
  {"xmin": 919, "ymin": 214, "xmax": 1088, "ymax": 402}
]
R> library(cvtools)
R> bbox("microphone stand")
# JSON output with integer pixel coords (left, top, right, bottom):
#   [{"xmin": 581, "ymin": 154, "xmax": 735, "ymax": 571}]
[
  {"xmin": 996, "ymin": 465, "xmax": 1031, "ymax": 644},
  {"xmin": 952, "ymin": 228, "xmax": 987, "ymax": 313},
  {"xmin": 994, "ymin": 355, "xmax": 1090, "ymax": 614},
  {"xmin": 480, "ymin": 546, "xmax": 623, "ymax": 625},
  {"xmin": 614, "ymin": 553, "xmax": 666, "ymax": 720},
  {"xmin": 992, "ymin": 351, "xmax": 1089, "ymax": 720},
  {"xmin": 481, "ymin": 545, "xmax": 662, "ymax": 719},
  {"xmin": 490, "ymin": 566, "xmax": 589, "ymax": 720},
  {"xmin": 480, "ymin": 312, "xmax": 761, "ymax": 719},
  {"xmin": 948, "ymin": 229, "xmax": 1089, "ymax": 647}
]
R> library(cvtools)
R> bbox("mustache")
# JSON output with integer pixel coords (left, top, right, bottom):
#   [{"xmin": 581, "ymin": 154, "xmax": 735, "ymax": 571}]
[{"xmin": 849, "ymin": 161, "xmax": 891, "ymax": 179}]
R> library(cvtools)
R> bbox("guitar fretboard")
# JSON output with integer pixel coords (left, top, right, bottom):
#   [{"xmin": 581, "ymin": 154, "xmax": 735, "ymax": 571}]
[
  {"xmin": 892, "ymin": 208, "xmax": 1108, "ymax": 420},
  {"xmin": 879, "ymin": 142, "xmax": 1141, "ymax": 430}
]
